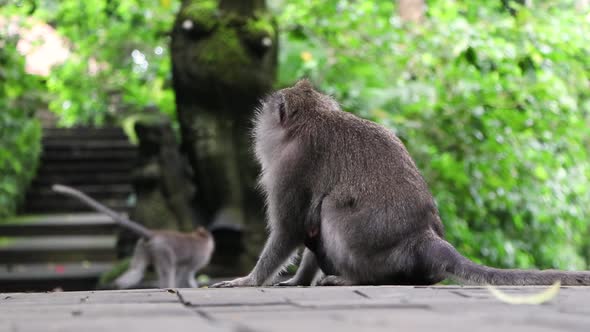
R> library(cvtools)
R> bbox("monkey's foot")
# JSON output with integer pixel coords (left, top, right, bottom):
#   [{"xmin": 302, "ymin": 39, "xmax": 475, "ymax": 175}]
[
  {"xmin": 210, "ymin": 276, "xmax": 258, "ymax": 288},
  {"xmin": 317, "ymin": 275, "xmax": 354, "ymax": 286}
]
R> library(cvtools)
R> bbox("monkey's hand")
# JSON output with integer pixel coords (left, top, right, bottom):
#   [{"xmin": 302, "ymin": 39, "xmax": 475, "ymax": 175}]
[
  {"xmin": 275, "ymin": 277, "xmax": 308, "ymax": 287},
  {"xmin": 210, "ymin": 276, "xmax": 259, "ymax": 288}
]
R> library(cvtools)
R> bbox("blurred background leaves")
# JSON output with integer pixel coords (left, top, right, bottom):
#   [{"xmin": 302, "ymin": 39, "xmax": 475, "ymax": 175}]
[{"xmin": 1, "ymin": 0, "xmax": 589, "ymax": 270}]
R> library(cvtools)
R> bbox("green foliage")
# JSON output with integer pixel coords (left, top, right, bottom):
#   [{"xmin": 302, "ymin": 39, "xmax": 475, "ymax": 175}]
[
  {"xmin": 4, "ymin": 0, "xmax": 179, "ymax": 126},
  {"xmin": 276, "ymin": 0, "xmax": 590, "ymax": 270},
  {"xmin": 121, "ymin": 112, "xmax": 170, "ymax": 145},
  {"xmin": 0, "ymin": 31, "xmax": 44, "ymax": 220},
  {"xmin": 98, "ymin": 258, "xmax": 130, "ymax": 287},
  {"xmin": 3, "ymin": 0, "xmax": 590, "ymax": 271}
]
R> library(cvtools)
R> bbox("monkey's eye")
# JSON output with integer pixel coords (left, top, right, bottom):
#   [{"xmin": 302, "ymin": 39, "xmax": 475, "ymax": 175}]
[{"xmin": 278, "ymin": 100, "xmax": 286, "ymax": 125}]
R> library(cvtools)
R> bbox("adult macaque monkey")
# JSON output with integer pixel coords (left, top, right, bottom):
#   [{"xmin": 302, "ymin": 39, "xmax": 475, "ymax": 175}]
[
  {"xmin": 52, "ymin": 184, "xmax": 214, "ymax": 289},
  {"xmin": 212, "ymin": 80, "xmax": 590, "ymax": 287}
]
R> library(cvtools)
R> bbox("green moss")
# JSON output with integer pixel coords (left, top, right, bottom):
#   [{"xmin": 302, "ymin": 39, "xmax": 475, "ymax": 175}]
[
  {"xmin": 0, "ymin": 238, "xmax": 14, "ymax": 247},
  {"xmin": 0, "ymin": 214, "xmax": 45, "ymax": 225},
  {"xmin": 193, "ymin": 26, "xmax": 250, "ymax": 80},
  {"xmin": 183, "ymin": 0, "xmax": 217, "ymax": 16},
  {"xmin": 178, "ymin": 2, "xmax": 277, "ymax": 84},
  {"xmin": 246, "ymin": 15, "xmax": 275, "ymax": 36},
  {"xmin": 181, "ymin": 0, "xmax": 219, "ymax": 33}
]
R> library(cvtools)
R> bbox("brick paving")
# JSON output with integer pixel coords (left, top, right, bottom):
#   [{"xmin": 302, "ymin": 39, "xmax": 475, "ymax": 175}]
[{"xmin": 1, "ymin": 286, "xmax": 589, "ymax": 332}]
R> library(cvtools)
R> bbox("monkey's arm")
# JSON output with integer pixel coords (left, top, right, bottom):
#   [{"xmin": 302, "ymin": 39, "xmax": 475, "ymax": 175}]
[
  {"xmin": 211, "ymin": 229, "xmax": 300, "ymax": 287},
  {"xmin": 211, "ymin": 184, "xmax": 308, "ymax": 288}
]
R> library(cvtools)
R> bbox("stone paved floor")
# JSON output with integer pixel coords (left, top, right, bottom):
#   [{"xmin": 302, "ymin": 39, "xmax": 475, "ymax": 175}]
[{"xmin": 1, "ymin": 286, "xmax": 589, "ymax": 332}]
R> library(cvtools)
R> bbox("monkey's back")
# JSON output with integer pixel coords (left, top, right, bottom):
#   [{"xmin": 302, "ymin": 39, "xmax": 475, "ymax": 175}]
[
  {"xmin": 155, "ymin": 231, "xmax": 214, "ymax": 264},
  {"xmin": 294, "ymin": 110, "xmax": 444, "ymax": 283},
  {"xmin": 307, "ymin": 110, "xmax": 444, "ymax": 238}
]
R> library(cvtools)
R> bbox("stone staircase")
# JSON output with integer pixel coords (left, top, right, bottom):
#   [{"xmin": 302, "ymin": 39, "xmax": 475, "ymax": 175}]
[
  {"xmin": 22, "ymin": 127, "xmax": 137, "ymax": 213},
  {"xmin": 0, "ymin": 127, "xmax": 138, "ymax": 292},
  {"xmin": 0, "ymin": 213, "xmax": 118, "ymax": 292}
]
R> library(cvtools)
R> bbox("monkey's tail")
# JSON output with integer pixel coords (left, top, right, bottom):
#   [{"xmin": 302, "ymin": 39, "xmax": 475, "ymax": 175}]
[
  {"xmin": 428, "ymin": 236, "xmax": 590, "ymax": 286},
  {"xmin": 52, "ymin": 184, "xmax": 153, "ymax": 239}
]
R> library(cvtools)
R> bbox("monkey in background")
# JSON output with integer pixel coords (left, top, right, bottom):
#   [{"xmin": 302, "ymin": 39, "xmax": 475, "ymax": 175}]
[
  {"xmin": 52, "ymin": 184, "xmax": 214, "ymax": 289},
  {"xmin": 212, "ymin": 80, "xmax": 590, "ymax": 288}
]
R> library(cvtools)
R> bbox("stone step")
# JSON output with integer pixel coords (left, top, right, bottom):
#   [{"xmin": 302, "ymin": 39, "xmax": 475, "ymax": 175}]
[
  {"xmin": 40, "ymin": 149, "xmax": 138, "ymax": 161},
  {"xmin": 0, "ymin": 262, "xmax": 115, "ymax": 281},
  {"xmin": 0, "ymin": 235, "xmax": 117, "ymax": 264},
  {"xmin": 23, "ymin": 126, "xmax": 138, "ymax": 215},
  {"xmin": 31, "ymin": 172, "xmax": 133, "ymax": 186},
  {"xmin": 42, "ymin": 127, "xmax": 129, "ymax": 140},
  {"xmin": 23, "ymin": 200, "xmax": 130, "ymax": 214},
  {"xmin": 0, "ymin": 262, "xmax": 115, "ymax": 292},
  {"xmin": 13, "ymin": 125, "xmax": 138, "ymax": 290},
  {"xmin": 26, "ymin": 184, "xmax": 132, "ymax": 197},
  {"xmin": 42, "ymin": 139, "xmax": 136, "ymax": 150},
  {"xmin": 0, "ymin": 213, "xmax": 120, "ymax": 292},
  {"xmin": 40, "ymin": 161, "xmax": 136, "ymax": 173},
  {"xmin": 24, "ymin": 185, "xmax": 132, "ymax": 213},
  {"xmin": 0, "ymin": 213, "xmax": 117, "ymax": 237}
]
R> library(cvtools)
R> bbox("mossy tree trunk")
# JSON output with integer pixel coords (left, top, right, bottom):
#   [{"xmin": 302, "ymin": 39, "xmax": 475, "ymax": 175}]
[{"xmin": 171, "ymin": 0, "xmax": 277, "ymax": 274}]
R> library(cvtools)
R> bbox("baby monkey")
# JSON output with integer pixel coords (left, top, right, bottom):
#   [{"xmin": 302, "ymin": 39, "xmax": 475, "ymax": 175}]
[
  {"xmin": 52, "ymin": 184, "xmax": 214, "ymax": 289},
  {"xmin": 212, "ymin": 80, "xmax": 590, "ymax": 287}
]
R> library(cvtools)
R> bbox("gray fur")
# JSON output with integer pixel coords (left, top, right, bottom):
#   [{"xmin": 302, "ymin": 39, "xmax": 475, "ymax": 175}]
[
  {"xmin": 53, "ymin": 184, "xmax": 214, "ymax": 289},
  {"xmin": 115, "ymin": 239, "xmax": 151, "ymax": 289},
  {"xmin": 211, "ymin": 80, "xmax": 590, "ymax": 287}
]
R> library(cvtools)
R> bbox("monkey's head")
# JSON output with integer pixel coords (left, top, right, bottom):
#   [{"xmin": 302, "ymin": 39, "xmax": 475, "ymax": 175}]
[
  {"xmin": 265, "ymin": 79, "xmax": 339, "ymax": 127},
  {"xmin": 254, "ymin": 79, "xmax": 340, "ymax": 168}
]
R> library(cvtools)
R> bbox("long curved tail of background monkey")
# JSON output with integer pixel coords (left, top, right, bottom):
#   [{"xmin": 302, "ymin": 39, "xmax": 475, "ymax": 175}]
[
  {"xmin": 429, "ymin": 236, "xmax": 590, "ymax": 285},
  {"xmin": 52, "ymin": 184, "xmax": 154, "ymax": 239}
]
